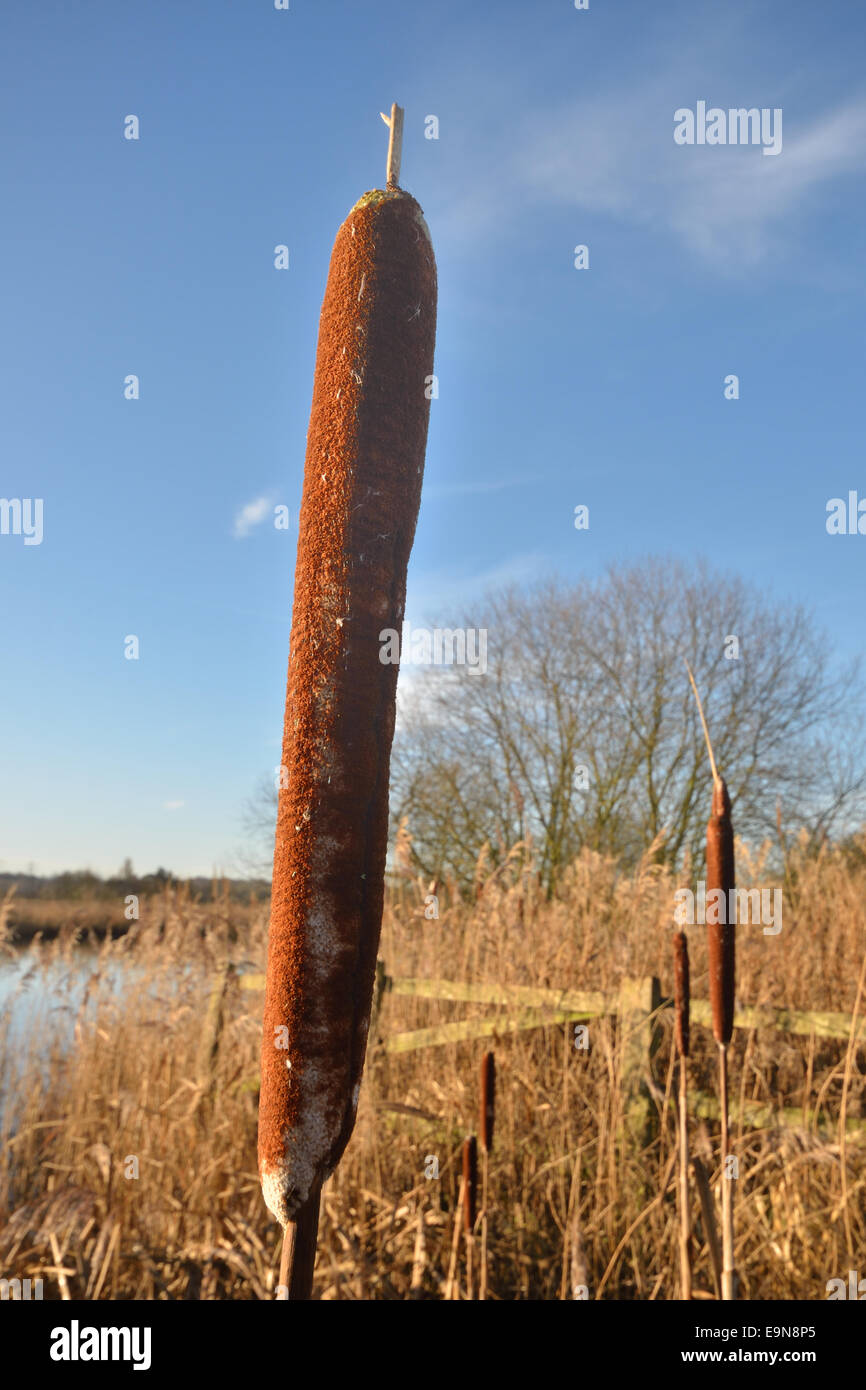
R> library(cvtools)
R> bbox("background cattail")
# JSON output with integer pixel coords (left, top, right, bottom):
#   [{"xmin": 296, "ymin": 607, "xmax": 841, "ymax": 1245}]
[
  {"xmin": 685, "ymin": 661, "xmax": 737, "ymax": 1299},
  {"xmin": 673, "ymin": 930, "xmax": 690, "ymax": 1057},
  {"xmin": 706, "ymin": 777, "xmax": 736, "ymax": 1045},
  {"xmin": 462, "ymin": 1136, "xmax": 478, "ymax": 1233},
  {"xmin": 706, "ymin": 775, "xmax": 737, "ymax": 1301},
  {"xmin": 480, "ymin": 1052, "xmax": 495, "ymax": 1152}
]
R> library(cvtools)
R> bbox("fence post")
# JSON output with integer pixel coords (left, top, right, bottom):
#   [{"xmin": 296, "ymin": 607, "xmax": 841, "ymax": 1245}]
[
  {"xmin": 618, "ymin": 975, "xmax": 662, "ymax": 1161},
  {"xmin": 369, "ymin": 957, "xmax": 390, "ymax": 1044},
  {"xmin": 195, "ymin": 960, "xmax": 234, "ymax": 1109}
]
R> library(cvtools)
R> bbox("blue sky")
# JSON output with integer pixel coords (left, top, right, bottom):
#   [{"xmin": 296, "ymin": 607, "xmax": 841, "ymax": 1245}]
[{"xmin": 2, "ymin": 0, "xmax": 864, "ymax": 876}]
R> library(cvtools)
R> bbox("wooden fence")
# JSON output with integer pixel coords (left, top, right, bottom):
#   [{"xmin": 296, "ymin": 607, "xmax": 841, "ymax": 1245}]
[{"xmin": 238, "ymin": 969, "xmax": 866, "ymax": 1144}]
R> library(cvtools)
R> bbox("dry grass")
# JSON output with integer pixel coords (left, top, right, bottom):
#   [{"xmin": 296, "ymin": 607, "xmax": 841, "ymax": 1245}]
[
  {"xmin": 0, "ymin": 833, "xmax": 864, "ymax": 1300},
  {"xmin": 1, "ymin": 884, "xmax": 261, "ymax": 944}
]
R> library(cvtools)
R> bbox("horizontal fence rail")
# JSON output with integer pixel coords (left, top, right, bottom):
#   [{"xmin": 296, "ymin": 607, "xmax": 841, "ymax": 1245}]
[
  {"xmin": 238, "ymin": 968, "xmax": 866, "ymax": 1142},
  {"xmin": 240, "ymin": 969, "xmax": 866, "ymax": 1046}
]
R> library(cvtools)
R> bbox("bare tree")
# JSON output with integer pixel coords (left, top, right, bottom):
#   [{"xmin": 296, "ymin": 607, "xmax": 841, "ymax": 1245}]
[
  {"xmin": 237, "ymin": 774, "xmax": 279, "ymax": 880},
  {"xmin": 390, "ymin": 559, "xmax": 866, "ymax": 891}
]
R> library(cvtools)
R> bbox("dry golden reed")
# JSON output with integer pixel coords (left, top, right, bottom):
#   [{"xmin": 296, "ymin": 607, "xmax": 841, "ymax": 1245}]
[{"xmin": 0, "ymin": 835, "xmax": 863, "ymax": 1300}]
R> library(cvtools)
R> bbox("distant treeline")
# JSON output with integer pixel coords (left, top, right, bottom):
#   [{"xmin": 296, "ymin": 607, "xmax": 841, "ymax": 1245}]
[{"xmin": 0, "ymin": 869, "xmax": 271, "ymax": 904}]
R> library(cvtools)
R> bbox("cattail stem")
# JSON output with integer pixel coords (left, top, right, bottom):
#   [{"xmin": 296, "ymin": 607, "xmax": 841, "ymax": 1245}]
[
  {"xmin": 678, "ymin": 1059, "xmax": 692, "ymax": 1300},
  {"xmin": 277, "ymin": 1179, "xmax": 321, "ymax": 1300},
  {"xmin": 673, "ymin": 930, "xmax": 692, "ymax": 1300},
  {"xmin": 479, "ymin": 1051, "xmax": 495, "ymax": 1301},
  {"xmin": 461, "ymin": 1135, "xmax": 478, "ymax": 1299},
  {"xmin": 445, "ymin": 1177, "xmax": 464, "ymax": 1300},
  {"xmin": 692, "ymin": 1156, "xmax": 722, "ymax": 1299},
  {"xmin": 409, "ymin": 1208, "xmax": 426, "ymax": 1299},
  {"xmin": 465, "ymin": 1233, "xmax": 475, "ymax": 1301},
  {"xmin": 480, "ymin": 1149, "xmax": 490, "ymax": 1301},
  {"xmin": 719, "ymin": 1044, "xmax": 736, "ymax": 1300}
]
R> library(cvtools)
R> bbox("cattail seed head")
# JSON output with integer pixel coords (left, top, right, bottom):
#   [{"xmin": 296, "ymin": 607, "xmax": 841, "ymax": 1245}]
[
  {"xmin": 706, "ymin": 776, "xmax": 736, "ymax": 1046},
  {"xmin": 257, "ymin": 187, "xmax": 437, "ymax": 1226},
  {"xmin": 462, "ymin": 1136, "xmax": 478, "ymax": 1233},
  {"xmin": 673, "ymin": 930, "xmax": 690, "ymax": 1058},
  {"xmin": 480, "ymin": 1051, "xmax": 495, "ymax": 1152}
]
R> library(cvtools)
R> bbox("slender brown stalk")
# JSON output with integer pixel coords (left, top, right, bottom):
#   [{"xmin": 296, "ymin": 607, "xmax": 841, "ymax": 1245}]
[
  {"xmin": 692, "ymin": 1156, "xmax": 723, "ymax": 1299},
  {"xmin": 277, "ymin": 1179, "xmax": 321, "ymax": 1300},
  {"xmin": 409, "ymin": 1208, "xmax": 426, "ymax": 1300},
  {"xmin": 480, "ymin": 1148, "xmax": 490, "ymax": 1300},
  {"xmin": 480, "ymin": 1051, "xmax": 495, "ymax": 1301},
  {"xmin": 718, "ymin": 1043, "xmax": 735, "ymax": 1300},
  {"xmin": 465, "ymin": 1230, "xmax": 474, "ymax": 1300},
  {"xmin": 445, "ymin": 1176, "xmax": 465, "ymax": 1300},
  {"xmin": 570, "ymin": 1208, "xmax": 589, "ymax": 1300},
  {"xmin": 673, "ymin": 930, "xmax": 692, "ymax": 1300},
  {"xmin": 462, "ymin": 1136, "xmax": 478, "ymax": 1300},
  {"xmin": 678, "ymin": 1063, "xmax": 691, "ymax": 1298}
]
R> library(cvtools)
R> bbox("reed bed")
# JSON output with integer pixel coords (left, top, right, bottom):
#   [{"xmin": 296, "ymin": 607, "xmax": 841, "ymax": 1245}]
[{"xmin": 0, "ymin": 835, "xmax": 864, "ymax": 1300}]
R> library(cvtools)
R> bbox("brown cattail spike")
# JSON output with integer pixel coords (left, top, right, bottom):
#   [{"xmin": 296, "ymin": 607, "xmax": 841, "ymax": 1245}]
[
  {"xmin": 480, "ymin": 1052, "xmax": 495, "ymax": 1152},
  {"xmin": 673, "ymin": 931, "xmax": 690, "ymax": 1058},
  {"xmin": 462, "ymin": 1137, "xmax": 478, "ymax": 1233},
  {"xmin": 706, "ymin": 776, "xmax": 736, "ymax": 1046},
  {"xmin": 257, "ymin": 148, "xmax": 437, "ymax": 1242}
]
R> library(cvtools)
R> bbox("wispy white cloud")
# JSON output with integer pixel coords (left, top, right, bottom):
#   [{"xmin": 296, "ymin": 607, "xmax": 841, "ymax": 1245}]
[
  {"xmin": 658, "ymin": 98, "xmax": 866, "ymax": 266},
  {"xmin": 435, "ymin": 74, "xmax": 866, "ymax": 272},
  {"xmin": 233, "ymin": 495, "xmax": 272, "ymax": 538},
  {"xmin": 163, "ymin": 800, "xmax": 185, "ymax": 811}
]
